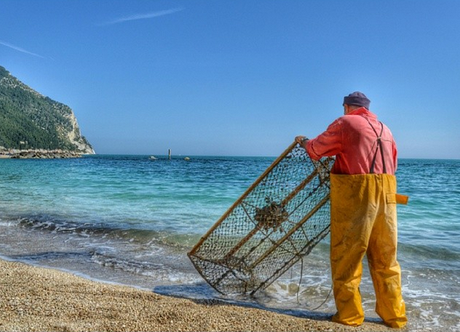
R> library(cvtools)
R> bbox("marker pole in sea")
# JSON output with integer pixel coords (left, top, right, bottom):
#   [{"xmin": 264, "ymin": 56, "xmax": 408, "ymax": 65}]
[{"xmin": 168, "ymin": 149, "xmax": 171, "ymax": 160}]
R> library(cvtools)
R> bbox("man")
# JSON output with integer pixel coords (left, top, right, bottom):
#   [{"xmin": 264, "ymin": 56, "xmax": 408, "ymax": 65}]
[{"xmin": 295, "ymin": 91, "xmax": 407, "ymax": 328}]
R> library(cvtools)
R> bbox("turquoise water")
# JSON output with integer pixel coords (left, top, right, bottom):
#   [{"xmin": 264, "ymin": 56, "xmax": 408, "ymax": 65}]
[{"xmin": 0, "ymin": 155, "xmax": 458, "ymax": 331}]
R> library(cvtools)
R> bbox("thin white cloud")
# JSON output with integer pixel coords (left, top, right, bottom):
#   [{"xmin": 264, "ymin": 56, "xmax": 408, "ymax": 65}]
[
  {"xmin": 0, "ymin": 40, "xmax": 46, "ymax": 59},
  {"xmin": 100, "ymin": 7, "xmax": 184, "ymax": 26}
]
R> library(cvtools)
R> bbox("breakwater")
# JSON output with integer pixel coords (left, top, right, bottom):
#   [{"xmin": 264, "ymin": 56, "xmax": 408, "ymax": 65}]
[{"xmin": 0, "ymin": 149, "xmax": 83, "ymax": 159}]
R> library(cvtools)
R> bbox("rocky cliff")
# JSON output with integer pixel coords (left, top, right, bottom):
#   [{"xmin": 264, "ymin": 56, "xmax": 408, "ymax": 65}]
[{"xmin": 0, "ymin": 65, "xmax": 94, "ymax": 155}]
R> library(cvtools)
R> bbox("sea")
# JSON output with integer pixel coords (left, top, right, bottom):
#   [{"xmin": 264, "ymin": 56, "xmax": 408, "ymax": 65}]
[{"xmin": 0, "ymin": 154, "xmax": 458, "ymax": 331}]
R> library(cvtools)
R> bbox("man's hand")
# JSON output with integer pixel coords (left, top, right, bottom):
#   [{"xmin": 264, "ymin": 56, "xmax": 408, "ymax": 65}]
[{"xmin": 295, "ymin": 136, "xmax": 308, "ymax": 145}]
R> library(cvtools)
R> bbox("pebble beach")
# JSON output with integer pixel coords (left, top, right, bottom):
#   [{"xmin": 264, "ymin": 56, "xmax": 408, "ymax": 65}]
[
  {"xmin": 2, "ymin": 156, "xmax": 458, "ymax": 331},
  {"xmin": 0, "ymin": 259, "xmax": 395, "ymax": 332}
]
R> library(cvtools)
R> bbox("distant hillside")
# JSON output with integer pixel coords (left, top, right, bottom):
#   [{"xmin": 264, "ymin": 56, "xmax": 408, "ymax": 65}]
[{"xmin": 0, "ymin": 65, "xmax": 94, "ymax": 154}]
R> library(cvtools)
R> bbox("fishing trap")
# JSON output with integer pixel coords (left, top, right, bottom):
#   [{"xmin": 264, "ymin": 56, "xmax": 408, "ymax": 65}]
[{"xmin": 188, "ymin": 142, "xmax": 334, "ymax": 295}]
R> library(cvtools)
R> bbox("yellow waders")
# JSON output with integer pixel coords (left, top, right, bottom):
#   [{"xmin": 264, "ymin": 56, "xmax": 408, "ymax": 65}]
[{"xmin": 330, "ymin": 173, "xmax": 407, "ymax": 328}]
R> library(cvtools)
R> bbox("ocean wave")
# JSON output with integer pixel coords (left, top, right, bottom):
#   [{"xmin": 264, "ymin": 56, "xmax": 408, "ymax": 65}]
[
  {"xmin": 16, "ymin": 215, "xmax": 200, "ymax": 249},
  {"xmin": 90, "ymin": 250, "xmax": 167, "ymax": 275}
]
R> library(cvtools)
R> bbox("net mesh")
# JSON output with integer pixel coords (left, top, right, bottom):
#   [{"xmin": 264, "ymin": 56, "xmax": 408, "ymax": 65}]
[{"xmin": 188, "ymin": 143, "xmax": 334, "ymax": 295}]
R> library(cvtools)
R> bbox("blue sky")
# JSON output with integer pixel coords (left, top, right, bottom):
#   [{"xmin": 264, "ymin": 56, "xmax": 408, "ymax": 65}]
[{"xmin": 1, "ymin": 0, "xmax": 459, "ymax": 158}]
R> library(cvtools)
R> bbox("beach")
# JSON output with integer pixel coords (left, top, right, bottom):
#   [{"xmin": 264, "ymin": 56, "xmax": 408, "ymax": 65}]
[
  {"xmin": 0, "ymin": 258, "xmax": 394, "ymax": 332},
  {"xmin": 0, "ymin": 156, "xmax": 459, "ymax": 331}
]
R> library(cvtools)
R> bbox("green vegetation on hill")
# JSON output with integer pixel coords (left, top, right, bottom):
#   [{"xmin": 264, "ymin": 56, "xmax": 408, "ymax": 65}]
[{"xmin": 0, "ymin": 65, "xmax": 93, "ymax": 152}]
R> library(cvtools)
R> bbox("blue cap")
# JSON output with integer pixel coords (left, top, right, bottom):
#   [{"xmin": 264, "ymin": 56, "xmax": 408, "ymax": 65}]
[{"xmin": 343, "ymin": 91, "xmax": 370, "ymax": 108}]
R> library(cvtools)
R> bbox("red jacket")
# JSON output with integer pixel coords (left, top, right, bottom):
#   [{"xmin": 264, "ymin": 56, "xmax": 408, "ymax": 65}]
[{"xmin": 305, "ymin": 107, "xmax": 397, "ymax": 175}]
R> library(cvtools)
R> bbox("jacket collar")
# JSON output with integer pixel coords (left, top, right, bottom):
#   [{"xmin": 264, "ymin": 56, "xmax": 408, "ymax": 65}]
[{"xmin": 347, "ymin": 107, "xmax": 376, "ymax": 118}]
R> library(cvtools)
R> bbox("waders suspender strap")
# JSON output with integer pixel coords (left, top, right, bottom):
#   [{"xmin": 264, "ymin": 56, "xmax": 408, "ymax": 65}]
[{"xmin": 364, "ymin": 117, "xmax": 387, "ymax": 174}]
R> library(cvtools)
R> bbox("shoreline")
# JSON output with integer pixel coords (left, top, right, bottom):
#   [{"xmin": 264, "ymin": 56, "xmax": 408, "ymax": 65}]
[
  {"xmin": 0, "ymin": 258, "xmax": 394, "ymax": 332},
  {"xmin": 0, "ymin": 149, "xmax": 84, "ymax": 159}
]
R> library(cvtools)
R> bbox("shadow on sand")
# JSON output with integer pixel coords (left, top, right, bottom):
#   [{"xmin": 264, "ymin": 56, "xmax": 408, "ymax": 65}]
[{"xmin": 154, "ymin": 282, "xmax": 384, "ymax": 326}]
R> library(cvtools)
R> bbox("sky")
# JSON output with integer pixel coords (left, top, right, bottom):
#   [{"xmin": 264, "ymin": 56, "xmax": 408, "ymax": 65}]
[{"xmin": 1, "ymin": 0, "xmax": 459, "ymax": 159}]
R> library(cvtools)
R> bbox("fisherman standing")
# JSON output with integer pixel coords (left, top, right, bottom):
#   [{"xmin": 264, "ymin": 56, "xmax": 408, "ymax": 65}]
[{"xmin": 296, "ymin": 91, "xmax": 407, "ymax": 328}]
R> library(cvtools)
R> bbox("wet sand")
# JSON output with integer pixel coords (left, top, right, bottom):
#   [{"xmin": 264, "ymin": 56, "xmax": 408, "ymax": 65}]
[{"xmin": 0, "ymin": 259, "xmax": 395, "ymax": 332}]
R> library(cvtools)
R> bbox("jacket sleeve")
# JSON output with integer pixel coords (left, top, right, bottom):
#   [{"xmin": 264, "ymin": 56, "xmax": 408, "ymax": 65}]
[
  {"xmin": 306, "ymin": 119, "xmax": 343, "ymax": 160},
  {"xmin": 392, "ymin": 138, "xmax": 398, "ymax": 172}
]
